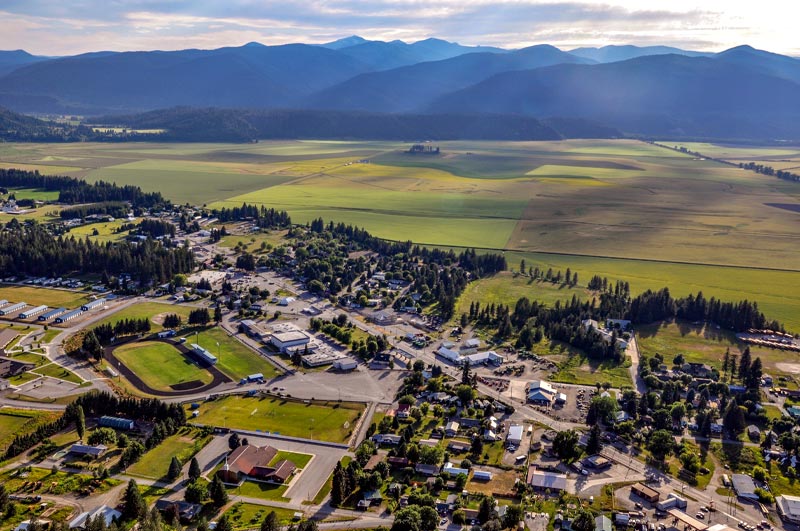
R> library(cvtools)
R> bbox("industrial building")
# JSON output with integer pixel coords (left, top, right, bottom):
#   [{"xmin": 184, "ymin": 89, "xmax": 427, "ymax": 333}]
[
  {"xmin": 55, "ymin": 308, "xmax": 84, "ymax": 323},
  {"xmin": 0, "ymin": 300, "xmax": 7, "ymax": 307},
  {"xmin": 0, "ymin": 302, "xmax": 26, "ymax": 316},
  {"xmin": 436, "ymin": 345, "xmax": 504, "ymax": 366},
  {"xmin": 190, "ymin": 343, "xmax": 218, "ymax": 365},
  {"xmin": 731, "ymin": 473, "xmax": 758, "ymax": 500},
  {"xmin": 527, "ymin": 380, "xmax": 557, "ymax": 404},
  {"xmin": 19, "ymin": 305, "xmax": 48, "ymax": 319},
  {"xmin": 39, "ymin": 307, "xmax": 67, "ymax": 321},
  {"xmin": 81, "ymin": 298, "xmax": 106, "ymax": 311}
]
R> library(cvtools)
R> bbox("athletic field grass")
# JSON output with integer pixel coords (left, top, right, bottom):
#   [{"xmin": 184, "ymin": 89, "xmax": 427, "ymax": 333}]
[
  {"xmin": 0, "ymin": 408, "xmax": 60, "ymax": 454},
  {"xmin": 2, "ymin": 140, "xmax": 799, "ymax": 330},
  {"xmin": 191, "ymin": 395, "xmax": 364, "ymax": 443},
  {"xmin": 113, "ymin": 341, "xmax": 214, "ymax": 391},
  {"xmin": 223, "ymin": 502, "xmax": 298, "ymax": 530},
  {"xmin": 191, "ymin": 326, "xmax": 280, "ymax": 380},
  {"xmin": 0, "ymin": 284, "xmax": 90, "ymax": 309},
  {"xmin": 96, "ymin": 301, "xmax": 193, "ymax": 331},
  {"xmin": 127, "ymin": 427, "xmax": 212, "ymax": 479},
  {"xmin": 637, "ymin": 319, "xmax": 800, "ymax": 385}
]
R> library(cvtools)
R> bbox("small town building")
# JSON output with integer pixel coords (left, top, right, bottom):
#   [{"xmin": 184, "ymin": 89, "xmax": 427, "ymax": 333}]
[
  {"xmin": 217, "ymin": 444, "xmax": 296, "ymax": 485},
  {"xmin": 527, "ymin": 380, "xmax": 556, "ymax": 404},
  {"xmin": 527, "ymin": 468, "xmax": 568, "ymax": 491},
  {"xmin": 777, "ymin": 494, "xmax": 800, "ymax": 524},
  {"xmin": 99, "ymin": 416, "xmax": 135, "ymax": 430},
  {"xmin": 444, "ymin": 421, "xmax": 460, "ymax": 437},
  {"xmin": 69, "ymin": 444, "xmax": 107, "ymax": 458},
  {"xmin": 506, "ymin": 424, "xmax": 524, "ymax": 446},
  {"xmin": 731, "ymin": 473, "xmax": 758, "ymax": 500},
  {"xmin": 631, "ymin": 483, "xmax": 660, "ymax": 503}
]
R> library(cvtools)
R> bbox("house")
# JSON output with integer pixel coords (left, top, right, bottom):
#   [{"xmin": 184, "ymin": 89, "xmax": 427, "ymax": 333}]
[
  {"xmin": 683, "ymin": 363, "xmax": 713, "ymax": 378},
  {"xmin": 442, "ymin": 462, "xmax": 469, "ymax": 477},
  {"xmin": 483, "ymin": 430, "xmax": 498, "ymax": 441},
  {"xmin": 14, "ymin": 520, "xmax": 50, "ymax": 531},
  {"xmin": 595, "ymin": 515, "xmax": 613, "ymax": 531},
  {"xmin": 747, "ymin": 425, "xmax": 761, "ymax": 441},
  {"xmin": 731, "ymin": 474, "xmax": 758, "ymax": 500},
  {"xmin": 506, "ymin": 424, "xmax": 524, "ymax": 447},
  {"xmin": 396, "ymin": 403, "xmax": 411, "ymax": 419},
  {"xmin": 447, "ymin": 441, "xmax": 471, "ymax": 453},
  {"xmin": 362, "ymin": 490, "xmax": 383, "ymax": 506},
  {"xmin": 445, "ymin": 421, "xmax": 460, "ymax": 437},
  {"xmin": 583, "ymin": 455, "xmax": 611, "ymax": 470},
  {"xmin": 613, "ymin": 411, "xmax": 630, "ymax": 423},
  {"xmin": 777, "ymin": 494, "xmax": 800, "ymax": 524},
  {"xmin": 415, "ymin": 463, "xmax": 441, "ymax": 476},
  {"xmin": 154, "ymin": 500, "xmax": 202, "ymax": 522},
  {"xmin": 527, "ymin": 380, "xmax": 556, "ymax": 405},
  {"xmin": 631, "ymin": 483, "xmax": 660, "ymax": 503},
  {"xmin": 458, "ymin": 417, "xmax": 482, "ymax": 429},
  {"xmin": 373, "ymin": 434, "xmax": 403, "ymax": 446},
  {"xmin": 462, "ymin": 509, "xmax": 480, "ymax": 524},
  {"xmin": 527, "ymin": 468, "xmax": 568, "ymax": 491},
  {"xmin": 68, "ymin": 444, "xmax": 107, "ymax": 458},
  {"xmin": 217, "ymin": 444, "xmax": 296, "ymax": 485},
  {"xmin": 387, "ymin": 457, "xmax": 410, "ymax": 468},
  {"xmin": 418, "ymin": 439, "xmax": 439, "ymax": 447},
  {"xmin": 464, "ymin": 338, "xmax": 481, "ymax": 349},
  {"xmin": 363, "ymin": 454, "xmax": 383, "ymax": 472},
  {"xmin": 69, "ymin": 505, "xmax": 121, "ymax": 529}
]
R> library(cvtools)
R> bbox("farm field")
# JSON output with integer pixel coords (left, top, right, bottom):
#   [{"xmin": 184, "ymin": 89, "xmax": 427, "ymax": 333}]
[
  {"xmin": 2, "ymin": 140, "xmax": 800, "ymax": 330},
  {"xmin": 190, "ymin": 395, "xmax": 364, "ymax": 443},
  {"xmin": 113, "ymin": 341, "xmax": 214, "ymax": 391},
  {"xmin": 637, "ymin": 320, "xmax": 800, "ymax": 385},
  {"xmin": 192, "ymin": 326, "xmax": 280, "ymax": 380},
  {"xmin": 0, "ymin": 284, "xmax": 90, "ymax": 308},
  {"xmin": 127, "ymin": 427, "xmax": 212, "ymax": 479}
]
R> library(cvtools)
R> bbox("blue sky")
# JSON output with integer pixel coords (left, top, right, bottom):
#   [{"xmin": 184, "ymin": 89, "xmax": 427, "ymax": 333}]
[{"xmin": 1, "ymin": 0, "xmax": 798, "ymax": 56}]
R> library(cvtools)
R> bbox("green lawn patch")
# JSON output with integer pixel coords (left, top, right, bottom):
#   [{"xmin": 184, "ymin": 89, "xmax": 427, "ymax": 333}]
[
  {"xmin": 31, "ymin": 363, "xmax": 83, "ymax": 384},
  {"xmin": 191, "ymin": 395, "xmax": 364, "ymax": 443},
  {"xmin": 270, "ymin": 450, "xmax": 313, "ymax": 469},
  {"xmin": 95, "ymin": 301, "xmax": 194, "ymax": 332},
  {"xmin": 0, "ymin": 284, "xmax": 89, "ymax": 308},
  {"xmin": 0, "ymin": 467, "xmax": 119, "ymax": 496},
  {"xmin": 127, "ymin": 427, "xmax": 212, "ymax": 479},
  {"xmin": 541, "ymin": 339, "xmax": 632, "ymax": 388},
  {"xmin": 229, "ymin": 480, "xmax": 290, "ymax": 502},
  {"xmin": 223, "ymin": 502, "xmax": 298, "ymax": 529},
  {"xmin": 113, "ymin": 340, "xmax": 214, "ymax": 391}
]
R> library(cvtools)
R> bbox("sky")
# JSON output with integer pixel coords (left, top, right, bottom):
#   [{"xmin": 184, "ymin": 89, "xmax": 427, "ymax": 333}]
[{"xmin": 1, "ymin": 0, "xmax": 799, "ymax": 57}]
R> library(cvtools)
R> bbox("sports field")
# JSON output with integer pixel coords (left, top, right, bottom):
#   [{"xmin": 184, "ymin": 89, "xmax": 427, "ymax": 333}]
[
  {"xmin": 191, "ymin": 326, "xmax": 280, "ymax": 380},
  {"xmin": 0, "ymin": 284, "xmax": 90, "ymax": 308},
  {"xmin": 190, "ymin": 395, "xmax": 364, "ymax": 443},
  {"xmin": 95, "ymin": 301, "xmax": 193, "ymax": 331},
  {"xmin": 1, "ymin": 140, "xmax": 799, "ymax": 329},
  {"xmin": 113, "ymin": 341, "xmax": 214, "ymax": 391}
]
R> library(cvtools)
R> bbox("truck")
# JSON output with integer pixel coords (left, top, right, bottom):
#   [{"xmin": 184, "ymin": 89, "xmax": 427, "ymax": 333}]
[{"xmin": 656, "ymin": 494, "xmax": 688, "ymax": 511}]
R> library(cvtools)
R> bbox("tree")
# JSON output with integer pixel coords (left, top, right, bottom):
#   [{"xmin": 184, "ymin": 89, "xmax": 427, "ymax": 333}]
[
  {"xmin": 261, "ymin": 511, "xmax": 279, "ymax": 531},
  {"xmin": 0, "ymin": 484, "xmax": 8, "ymax": 515},
  {"xmin": 722, "ymin": 401, "xmax": 747, "ymax": 437},
  {"xmin": 738, "ymin": 347, "xmax": 751, "ymax": 381},
  {"xmin": 572, "ymin": 509, "xmax": 595, "ymax": 531},
  {"xmin": 123, "ymin": 479, "xmax": 146, "ymax": 521},
  {"xmin": 455, "ymin": 472, "xmax": 468, "ymax": 490},
  {"xmin": 209, "ymin": 475, "xmax": 229, "ymax": 507},
  {"xmin": 746, "ymin": 357, "xmax": 763, "ymax": 389},
  {"xmin": 229, "ymin": 432, "xmax": 241, "ymax": 450},
  {"xmin": 167, "ymin": 456, "xmax": 182, "ymax": 481},
  {"xmin": 392, "ymin": 506, "xmax": 422, "ymax": 531},
  {"xmin": 585, "ymin": 424, "xmax": 602, "ymax": 455},
  {"xmin": 647, "ymin": 430, "xmax": 675, "ymax": 461},
  {"xmin": 478, "ymin": 496, "xmax": 495, "ymax": 524},
  {"xmin": 75, "ymin": 405, "xmax": 85, "ymax": 442},
  {"xmin": 216, "ymin": 515, "xmax": 234, "ymax": 531},
  {"xmin": 452, "ymin": 510, "xmax": 467, "ymax": 525},
  {"xmin": 471, "ymin": 436, "xmax": 484, "ymax": 457},
  {"xmin": 455, "ymin": 384, "xmax": 476, "ymax": 405},
  {"xmin": 461, "ymin": 361, "xmax": 471, "ymax": 385},
  {"xmin": 214, "ymin": 305, "xmax": 222, "ymax": 323},
  {"xmin": 188, "ymin": 457, "xmax": 201, "ymax": 483},
  {"xmin": 82, "ymin": 330, "xmax": 104, "ymax": 361},
  {"xmin": 502, "ymin": 505, "xmax": 525, "ymax": 529},
  {"xmin": 553, "ymin": 430, "xmax": 582, "ymax": 463},
  {"xmin": 184, "ymin": 480, "xmax": 208, "ymax": 503},
  {"xmin": 331, "ymin": 461, "xmax": 346, "ymax": 507},
  {"xmin": 419, "ymin": 506, "xmax": 439, "ymax": 531}
]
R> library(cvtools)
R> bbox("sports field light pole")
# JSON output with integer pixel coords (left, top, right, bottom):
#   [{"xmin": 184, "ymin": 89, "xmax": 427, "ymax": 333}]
[{"xmin": 217, "ymin": 341, "xmax": 220, "ymax": 361}]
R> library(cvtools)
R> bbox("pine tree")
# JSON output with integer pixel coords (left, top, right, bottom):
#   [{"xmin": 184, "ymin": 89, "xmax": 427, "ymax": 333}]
[
  {"xmin": 188, "ymin": 457, "xmax": 202, "ymax": 482},
  {"xmin": 214, "ymin": 305, "xmax": 222, "ymax": 323},
  {"xmin": 167, "ymin": 456, "xmax": 182, "ymax": 481},
  {"xmin": 216, "ymin": 515, "xmax": 233, "ymax": 531},
  {"xmin": 738, "ymin": 347, "xmax": 751, "ymax": 381},
  {"xmin": 585, "ymin": 424, "xmax": 602, "ymax": 455},
  {"xmin": 123, "ymin": 479, "xmax": 146, "ymax": 521},
  {"xmin": 722, "ymin": 348, "xmax": 730, "ymax": 378},
  {"xmin": 261, "ymin": 511, "xmax": 279, "ymax": 531},
  {"xmin": 330, "ymin": 461, "xmax": 345, "ymax": 506},
  {"xmin": 209, "ymin": 475, "xmax": 229, "ymax": 507},
  {"xmin": 75, "ymin": 405, "xmax": 85, "ymax": 442}
]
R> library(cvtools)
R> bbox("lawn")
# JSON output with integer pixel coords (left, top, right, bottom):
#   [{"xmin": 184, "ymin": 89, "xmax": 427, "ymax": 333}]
[
  {"xmin": 67, "ymin": 219, "xmax": 132, "ymax": 242},
  {"xmin": 218, "ymin": 231, "xmax": 287, "ymax": 253},
  {"xmin": 30, "ymin": 363, "xmax": 83, "ymax": 384},
  {"xmin": 535, "ymin": 339, "xmax": 632, "ymax": 388},
  {"xmin": 95, "ymin": 301, "xmax": 194, "ymax": 332},
  {"xmin": 127, "ymin": 427, "xmax": 212, "ymax": 479},
  {"xmin": 0, "ymin": 408, "xmax": 60, "ymax": 454},
  {"xmin": 113, "ymin": 341, "xmax": 214, "ymax": 391},
  {"xmin": 229, "ymin": 479, "xmax": 290, "ymax": 502},
  {"xmin": 0, "ymin": 467, "xmax": 120, "ymax": 496},
  {"xmin": 2, "ymin": 187, "xmax": 61, "ymax": 201},
  {"xmin": 192, "ymin": 326, "xmax": 279, "ymax": 380},
  {"xmin": 191, "ymin": 395, "xmax": 364, "ymax": 443},
  {"xmin": 0, "ymin": 284, "xmax": 90, "ymax": 308},
  {"xmin": 223, "ymin": 502, "xmax": 298, "ymax": 529},
  {"xmin": 270, "ymin": 450, "xmax": 313, "ymax": 469}
]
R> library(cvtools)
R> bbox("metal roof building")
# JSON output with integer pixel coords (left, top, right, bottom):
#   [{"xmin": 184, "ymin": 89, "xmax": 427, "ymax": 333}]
[
  {"xmin": 190, "ymin": 343, "xmax": 218, "ymax": 365},
  {"xmin": 731, "ymin": 473, "xmax": 758, "ymax": 500},
  {"xmin": 99, "ymin": 416, "xmax": 135, "ymax": 430},
  {"xmin": 81, "ymin": 298, "xmax": 106, "ymax": 311},
  {"xmin": 55, "ymin": 309, "xmax": 83, "ymax": 323},
  {"xmin": 777, "ymin": 494, "xmax": 800, "ymax": 524},
  {"xmin": 39, "ymin": 307, "xmax": 67, "ymax": 321},
  {"xmin": 19, "ymin": 305, "xmax": 48, "ymax": 319},
  {"xmin": 0, "ymin": 302, "xmax": 26, "ymax": 315}
]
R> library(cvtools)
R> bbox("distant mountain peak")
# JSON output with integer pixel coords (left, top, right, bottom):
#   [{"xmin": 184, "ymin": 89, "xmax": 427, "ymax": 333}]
[
  {"xmin": 322, "ymin": 35, "xmax": 369, "ymax": 49},
  {"xmin": 243, "ymin": 41, "xmax": 266, "ymax": 48}
]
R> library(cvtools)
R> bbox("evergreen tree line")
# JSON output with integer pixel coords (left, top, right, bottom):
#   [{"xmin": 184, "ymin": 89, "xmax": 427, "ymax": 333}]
[
  {"xmin": 518, "ymin": 259, "xmax": 579, "ymax": 286},
  {"xmin": 60, "ymin": 201, "xmax": 130, "ymax": 219},
  {"xmin": 0, "ymin": 168, "xmax": 168, "ymax": 208},
  {"xmin": 210, "ymin": 203, "xmax": 292, "ymax": 228},
  {"xmin": 138, "ymin": 218, "xmax": 176, "ymax": 237},
  {"xmin": 0, "ymin": 221, "xmax": 194, "ymax": 283},
  {"xmin": 741, "ymin": 162, "xmax": 800, "ymax": 183},
  {"xmin": 189, "ymin": 308, "xmax": 211, "ymax": 325},
  {"xmin": 92, "ymin": 318, "xmax": 152, "ymax": 344}
]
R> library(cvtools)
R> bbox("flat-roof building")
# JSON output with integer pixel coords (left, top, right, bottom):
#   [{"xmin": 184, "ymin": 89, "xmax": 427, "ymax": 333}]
[
  {"xmin": 731, "ymin": 473, "xmax": 758, "ymax": 500},
  {"xmin": 55, "ymin": 309, "xmax": 83, "ymax": 323},
  {"xmin": 270, "ymin": 330, "xmax": 311, "ymax": 353},
  {"xmin": 777, "ymin": 494, "xmax": 800, "ymax": 524},
  {"xmin": 527, "ymin": 468, "xmax": 568, "ymax": 491},
  {"xmin": 0, "ymin": 302, "xmax": 26, "ymax": 315},
  {"xmin": 81, "ymin": 298, "xmax": 106, "ymax": 311},
  {"xmin": 39, "ymin": 307, "xmax": 67, "ymax": 321},
  {"xmin": 631, "ymin": 483, "xmax": 660, "ymax": 503},
  {"xmin": 19, "ymin": 305, "xmax": 48, "ymax": 319}
]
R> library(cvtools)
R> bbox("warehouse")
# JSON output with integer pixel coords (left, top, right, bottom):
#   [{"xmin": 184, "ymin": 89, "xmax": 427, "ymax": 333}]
[
  {"xmin": 190, "ymin": 343, "xmax": 218, "ymax": 365},
  {"xmin": 55, "ymin": 308, "xmax": 83, "ymax": 323},
  {"xmin": 0, "ymin": 300, "xmax": 7, "ymax": 307},
  {"xmin": 19, "ymin": 305, "xmax": 48, "ymax": 319},
  {"xmin": 81, "ymin": 298, "xmax": 106, "ymax": 311},
  {"xmin": 0, "ymin": 302, "xmax": 26, "ymax": 316},
  {"xmin": 39, "ymin": 307, "xmax": 67, "ymax": 321},
  {"xmin": 472, "ymin": 470, "xmax": 493, "ymax": 481}
]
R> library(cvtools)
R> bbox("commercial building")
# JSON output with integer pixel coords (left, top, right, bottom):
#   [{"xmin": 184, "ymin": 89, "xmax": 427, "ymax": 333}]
[
  {"xmin": 0, "ymin": 302, "xmax": 26, "ymax": 315},
  {"xmin": 270, "ymin": 330, "xmax": 311, "ymax": 353},
  {"xmin": 19, "ymin": 305, "xmax": 48, "ymax": 319},
  {"xmin": 81, "ymin": 298, "xmax": 106, "ymax": 311},
  {"xmin": 241, "ymin": 319, "xmax": 270, "ymax": 342},
  {"xmin": 731, "ymin": 473, "xmax": 758, "ymax": 500},
  {"xmin": 190, "ymin": 344, "xmax": 218, "ymax": 365},
  {"xmin": 527, "ymin": 468, "xmax": 568, "ymax": 491},
  {"xmin": 69, "ymin": 444, "xmax": 108, "ymax": 457},
  {"xmin": 99, "ymin": 416, "xmax": 135, "ymax": 430},
  {"xmin": 631, "ymin": 483, "xmax": 660, "ymax": 503},
  {"xmin": 506, "ymin": 424, "xmax": 524, "ymax": 446},
  {"xmin": 333, "ymin": 357, "xmax": 358, "ymax": 371},
  {"xmin": 777, "ymin": 494, "xmax": 800, "ymax": 524},
  {"xmin": 55, "ymin": 309, "xmax": 84, "ymax": 323},
  {"xmin": 217, "ymin": 444, "xmax": 296, "ymax": 485},
  {"xmin": 39, "ymin": 307, "xmax": 67, "ymax": 321},
  {"xmin": 527, "ymin": 380, "xmax": 557, "ymax": 404}
]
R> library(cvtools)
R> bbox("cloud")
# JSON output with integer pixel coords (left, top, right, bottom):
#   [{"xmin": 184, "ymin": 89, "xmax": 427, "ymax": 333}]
[{"xmin": 0, "ymin": 1, "xmax": 797, "ymax": 56}]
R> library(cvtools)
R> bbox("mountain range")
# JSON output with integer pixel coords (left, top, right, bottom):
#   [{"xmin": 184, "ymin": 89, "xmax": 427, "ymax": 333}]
[{"xmin": 1, "ymin": 37, "xmax": 799, "ymax": 140}]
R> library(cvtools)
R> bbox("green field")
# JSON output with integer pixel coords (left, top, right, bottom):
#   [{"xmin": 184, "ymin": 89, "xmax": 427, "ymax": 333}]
[
  {"xmin": 67, "ymin": 219, "xmax": 132, "ymax": 242},
  {"xmin": 533, "ymin": 340, "xmax": 633, "ymax": 388},
  {"xmin": 30, "ymin": 363, "xmax": 83, "ymax": 384},
  {"xmin": 271, "ymin": 450, "xmax": 313, "ymax": 469},
  {"xmin": 96, "ymin": 301, "xmax": 193, "ymax": 331},
  {"xmin": 2, "ymin": 140, "xmax": 799, "ymax": 330},
  {"xmin": 0, "ymin": 408, "xmax": 60, "ymax": 454},
  {"xmin": 230, "ymin": 480, "xmax": 289, "ymax": 502},
  {"xmin": 127, "ymin": 427, "xmax": 212, "ymax": 478},
  {"xmin": 223, "ymin": 503, "xmax": 298, "ymax": 530},
  {"xmin": 192, "ymin": 326, "xmax": 280, "ymax": 380},
  {"xmin": 0, "ymin": 284, "xmax": 90, "ymax": 308},
  {"xmin": 191, "ymin": 395, "xmax": 364, "ymax": 443},
  {"xmin": 113, "ymin": 341, "xmax": 214, "ymax": 391},
  {"xmin": 2, "ymin": 187, "xmax": 61, "ymax": 201}
]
